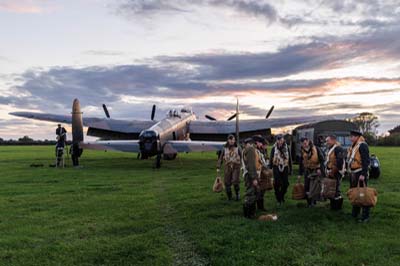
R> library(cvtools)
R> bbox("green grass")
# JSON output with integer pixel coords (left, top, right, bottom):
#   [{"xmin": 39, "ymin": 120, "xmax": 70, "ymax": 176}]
[{"xmin": 0, "ymin": 146, "xmax": 399, "ymax": 266}]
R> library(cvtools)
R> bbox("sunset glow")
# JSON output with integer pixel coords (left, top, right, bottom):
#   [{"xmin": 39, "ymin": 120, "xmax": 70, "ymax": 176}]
[{"xmin": 0, "ymin": 0, "xmax": 399, "ymax": 139}]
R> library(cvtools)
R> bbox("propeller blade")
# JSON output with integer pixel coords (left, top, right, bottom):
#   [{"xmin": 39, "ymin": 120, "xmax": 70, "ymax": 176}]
[
  {"xmin": 151, "ymin": 105, "xmax": 156, "ymax": 121},
  {"xmin": 227, "ymin": 113, "xmax": 237, "ymax": 121},
  {"xmin": 72, "ymin": 99, "xmax": 84, "ymax": 143},
  {"xmin": 236, "ymin": 98, "xmax": 239, "ymax": 144},
  {"xmin": 102, "ymin": 104, "xmax": 110, "ymax": 119},
  {"xmin": 205, "ymin": 115, "xmax": 217, "ymax": 121},
  {"xmin": 266, "ymin": 105, "xmax": 275, "ymax": 119}
]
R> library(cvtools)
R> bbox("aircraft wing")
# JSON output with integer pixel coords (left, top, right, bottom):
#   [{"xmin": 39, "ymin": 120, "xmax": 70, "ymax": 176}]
[
  {"xmin": 80, "ymin": 140, "xmax": 141, "ymax": 153},
  {"xmin": 163, "ymin": 140, "xmax": 225, "ymax": 153},
  {"xmin": 189, "ymin": 115, "xmax": 345, "ymax": 140},
  {"xmin": 9, "ymin": 111, "xmax": 156, "ymax": 139}
]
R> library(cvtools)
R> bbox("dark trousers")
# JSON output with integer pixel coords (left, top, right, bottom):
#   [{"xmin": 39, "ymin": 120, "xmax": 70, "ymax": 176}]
[
  {"xmin": 71, "ymin": 154, "xmax": 79, "ymax": 166},
  {"xmin": 273, "ymin": 166, "xmax": 289, "ymax": 203},
  {"xmin": 244, "ymin": 174, "xmax": 257, "ymax": 208},
  {"xmin": 350, "ymin": 172, "xmax": 370, "ymax": 219}
]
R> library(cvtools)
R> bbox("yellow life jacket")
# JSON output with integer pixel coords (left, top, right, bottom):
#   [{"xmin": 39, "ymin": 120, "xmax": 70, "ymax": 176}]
[
  {"xmin": 326, "ymin": 142, "xmax": 341, "ymax": 170},
  {"xmin": 302, "ymin": 145, "xmax": 320, "ymax": 169},
  {"xmin": 347, "ymin": 136, "xmax": 366, "ymax": 171}
]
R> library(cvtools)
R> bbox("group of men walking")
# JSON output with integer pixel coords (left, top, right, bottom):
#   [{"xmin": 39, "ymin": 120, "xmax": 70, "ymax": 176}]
[{"xmin": 217, "ymin": 130, "xmax": 371, "ymax": 223}]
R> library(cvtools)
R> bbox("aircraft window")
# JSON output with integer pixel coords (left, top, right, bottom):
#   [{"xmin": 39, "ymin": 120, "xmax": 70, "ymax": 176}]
[{"xmin": 337, "ymin": 136, "xmax": 351, "ymax": 146}]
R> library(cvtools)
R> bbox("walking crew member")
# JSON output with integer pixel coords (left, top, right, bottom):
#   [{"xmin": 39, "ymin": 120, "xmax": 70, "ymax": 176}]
[
  {"xmin": 347, "ymin": 130, "xmax": 371, "ymax": 222},
  {"xmin": 242, "ymin": 138, "xmax": 259, "ymax": 218},
  {"xmin": 299, "ymin": 137, "xmax": 324, "ymax": 207},
  {"xmin": 269, "ymin": 135, "xmax": 291, "ymax": 206},
  {"xmin": 253, "ymin": 135, "xmax": 269, "ymax": 211},
  {"xmin": 325, "ymin": 134, "xmax": 345, "ymax": 209},
  {"xmin": 55, "ymin": 124, "xmax": 67, "ymax": 152},
  {"xmin": 55, "ymin": 124, "xmax": 67, "ymax": 166},
  {"xmin": 217, "ymin": 135, "xmax": 242, "ymax": 201}
]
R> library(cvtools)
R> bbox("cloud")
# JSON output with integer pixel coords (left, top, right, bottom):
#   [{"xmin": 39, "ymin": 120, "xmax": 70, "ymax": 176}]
[
  {"xmin": 82, "ymin": 50, "xmax": 126, "ymax": 56},
  {"xmin": 117, "ymin": 0, "xmax": 278, "ymax": 20},
  {"xmin": 0, "ymin": 0, "xmax": 52, "ymax": 14},
  {"xmin": 115, "ymin": 0, "xmax": 400, "ymax": 30}
]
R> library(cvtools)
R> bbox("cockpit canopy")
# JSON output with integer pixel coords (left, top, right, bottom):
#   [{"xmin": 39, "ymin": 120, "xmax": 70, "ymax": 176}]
[
  {"xmin": 166, "ymin": 108, "xmax": 192, "ymax": 118},
  {"xmin": 181, "ymin": 107, "xmax": 192, "ymax": 113}
]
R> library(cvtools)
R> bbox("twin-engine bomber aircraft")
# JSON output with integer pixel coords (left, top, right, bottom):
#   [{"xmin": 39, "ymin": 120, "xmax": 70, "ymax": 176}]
[{"xmin": 11, "ymin": 99, "xmax": 341, "ymax": 168}]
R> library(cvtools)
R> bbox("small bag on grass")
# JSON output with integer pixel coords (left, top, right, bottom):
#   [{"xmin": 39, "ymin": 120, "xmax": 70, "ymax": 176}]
[
  {"xmin": 292, "ymin": 176, "xmax": 305, "ymax": 200},
  {"xmin": 259, "ymin": 168, "xmax": 273, "ymax": 191},
  {"xmin": 258, "ymin": 213, "xmax": 278, "ymax": 221},
  {"xmin": 213, "ymin": 176, "xmax": 224, "ymax": 193},
  {"xmin": 321, "ymin": 178, "xmax": 337, "ymax": 199},
  {"xmin": 347, "ymin": 180, "xmax": 378, "ymax": 207}
]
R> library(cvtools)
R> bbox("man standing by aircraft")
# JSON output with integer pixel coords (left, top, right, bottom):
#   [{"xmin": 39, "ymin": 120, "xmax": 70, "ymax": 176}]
[
  {"xmin": 253, "ymin": 135, "xmax": 269, "ymax": 211},
  {"xmin": 269, "ymin": 135, "xmax": 291, "ymax": 206},
  {"xmin": 55, "ymin": 124, "xmax": 67, "ymax": 166},
  {"xmin": 347, "ymin": 130, "xmax": 371, "ymax": 222},
  {"xmin": 217, "ymin": 135, "xmax": 241, "ymax": 201},
  {"xmin": 242, "ymin": 138, "xmax": 258, "ymax": 218},
  {"xmin": 324, "ymin": 135, "xmax": 345, "ymax": 210},
  {"xmin": 299, "ymin": 137, "xmax": 325, "ymax": 207}
]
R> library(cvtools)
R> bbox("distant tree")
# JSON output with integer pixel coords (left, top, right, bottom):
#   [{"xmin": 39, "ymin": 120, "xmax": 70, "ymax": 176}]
[
  {"xmin": 389, "ymin": 125, "xmax": 400, "ymax": 135},
  {"xmin": 363, "ymin": 132, "xmax": 377, "ymax": 146},
  {"xmin": 350, "ymin": 112, "xmax": 380, "ymax": 135},
  {"xmin": 18, "ymin": 136, "xmax": 34, "ymax": 143}
]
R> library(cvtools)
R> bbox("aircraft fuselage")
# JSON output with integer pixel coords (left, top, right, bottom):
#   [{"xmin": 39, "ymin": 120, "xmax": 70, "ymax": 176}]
[{"xmin": 138, "ymin": 110, "xmax": 195, "ymax": 158}]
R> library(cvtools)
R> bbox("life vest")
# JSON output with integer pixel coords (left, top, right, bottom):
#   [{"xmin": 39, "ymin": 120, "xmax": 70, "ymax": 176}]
[
  {"xmin": 272, "ymin": 143, "xmax": 289, "ymax": 172},
  {"xmin": 255, "ymin": 148, "xmax": 269, "ymax": 176},
  {"xmin": 325, "ymin": 142, "xmax": 340, "ymax": 169},
  {"xmin": 325, "ymin": 142, "xmax": 345, "ymax": 177},
  {"xmin": 302, "ymin": 145, "xmax": 320, "ymax": 169},
  {"xmin": 242, "ymin": 145, "xmax": 259, "ymax": 177},
  {"xmin": 347, "ymin": 136, "xmax": 366, "ymax": 172},
  {"xmin": 223, "ymin": 147, "xmax": 241, "ymax": 166}
]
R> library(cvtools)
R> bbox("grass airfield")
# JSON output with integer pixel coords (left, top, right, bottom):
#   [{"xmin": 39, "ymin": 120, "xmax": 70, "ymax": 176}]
[{"xmin": 0, "ymin": 146, "xmax": 399, "ymax": 266}]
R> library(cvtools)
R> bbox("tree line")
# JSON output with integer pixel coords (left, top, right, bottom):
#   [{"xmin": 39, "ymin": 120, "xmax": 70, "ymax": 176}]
[
  {"xmin": 0, "ymin": 136, "xmax": 72, "ymax": 146},
  {"xmin": 349, "ymin": 112, "xmax": 399, "ymax": 146}
]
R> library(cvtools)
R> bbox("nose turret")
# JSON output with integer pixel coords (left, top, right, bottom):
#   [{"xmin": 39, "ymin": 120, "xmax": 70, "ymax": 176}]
[{"xmin": 139, "ymin": 130, "xmax": 158, "ymax": 156}]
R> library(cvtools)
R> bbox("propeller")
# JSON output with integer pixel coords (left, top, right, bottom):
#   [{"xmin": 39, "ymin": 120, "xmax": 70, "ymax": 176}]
[
  {"xmin": 151, "ymin": 105, "xmax": 156, "ymax": 121},
  {"xmin": 266, "ymin": 105, "xmax": 274, "ymax": 119},
  {"xmin": 227, "ymin": 113, "xmax": 237, "ymax": 121},
  {"xmin": 102, "ymin": 104, "xmax": 110, "ymax": 119},
  {"xmin": 72, "ymin": 99, "xmax": 84, "ymax": 143},
  {"xmin": 205, "ymin": 115, "xmax": 217, "ymax": 121},
  {"xmin": 205, "ymin": 112, "xmax": 236, "ymax": 121}
]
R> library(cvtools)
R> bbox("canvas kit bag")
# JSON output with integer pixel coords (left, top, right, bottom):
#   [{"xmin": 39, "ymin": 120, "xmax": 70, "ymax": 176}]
[
  {"xmin": 321, "ymin": 178, "xmax": 337, "ymax": 199},
  {"xmin": 213, "ymin": 176, "xmax": 224, "ymax": 193},
  {"xmin": 347, "ymin": 180, "xmax": 378, "ymax": 207},
  {"xmin": 292, "ymin": 177, "xmax": 305, "ymax": 200},
  {"xmin": 259, "ymin": 168, "xmax": 273, "ymax": 191},
  {"xmin": 308, "ymin": 174, "xmax": 322, "ymax": 201}
]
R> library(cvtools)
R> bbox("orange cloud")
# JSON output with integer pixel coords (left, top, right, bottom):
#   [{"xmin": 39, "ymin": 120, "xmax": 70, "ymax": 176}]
[{"xmin": 0, "ymin": 0, "xmax": 51, "ymax": 14}]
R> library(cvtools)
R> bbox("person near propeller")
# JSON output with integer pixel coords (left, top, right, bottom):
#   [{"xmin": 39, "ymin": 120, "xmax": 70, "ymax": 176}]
[
  {"xmin": 269, "ymin": 135, "xmax": 292, "ymax": 206},
  {"xmin": 217, "ymin": 134, "xmax": 242, "ymax": 201}
]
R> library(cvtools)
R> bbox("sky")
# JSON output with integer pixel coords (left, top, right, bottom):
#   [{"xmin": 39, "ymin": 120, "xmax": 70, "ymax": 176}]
[{"xmin": 0, "ymin": 0, "xmax": 399, "ymax": 140}]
